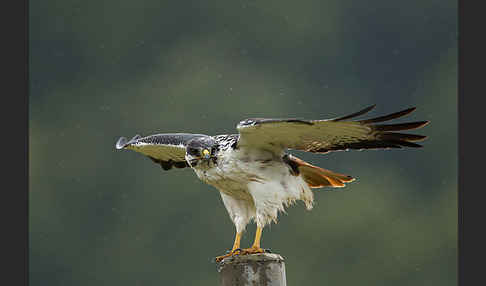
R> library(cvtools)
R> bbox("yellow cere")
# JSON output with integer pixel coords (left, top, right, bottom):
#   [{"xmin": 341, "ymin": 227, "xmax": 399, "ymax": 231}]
[{"xmin": 202, "ymin": 149, "xmax": 210, "ymax": 157}]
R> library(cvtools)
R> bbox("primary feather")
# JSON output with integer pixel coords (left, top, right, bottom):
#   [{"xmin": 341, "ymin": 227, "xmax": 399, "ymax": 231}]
[{"xmin": 236, "ymin": 105, "xmax": 428, "ymax": 154}]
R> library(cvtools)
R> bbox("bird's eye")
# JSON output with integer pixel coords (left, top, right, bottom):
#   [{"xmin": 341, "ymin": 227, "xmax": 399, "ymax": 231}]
[{"xmin": 188, "ymin": 147, "xmax": 199, "ymax": 156}]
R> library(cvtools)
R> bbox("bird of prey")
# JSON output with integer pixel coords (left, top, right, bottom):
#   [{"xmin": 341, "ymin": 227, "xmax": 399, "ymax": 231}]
[{"xmin": 115, "ymin": 105, "xmax": 428, "ymax": 262}]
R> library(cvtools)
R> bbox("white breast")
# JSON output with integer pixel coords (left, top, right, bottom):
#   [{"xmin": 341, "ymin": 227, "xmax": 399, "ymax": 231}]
[{"xmin": 191, "ymin": 147, "xmax": 314, "ymax": 226}]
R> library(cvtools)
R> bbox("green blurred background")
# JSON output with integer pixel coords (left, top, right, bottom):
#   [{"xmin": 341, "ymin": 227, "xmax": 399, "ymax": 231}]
[{"xmin": 29, "ymin": 1, "xmax": 457, "ymax": 285}]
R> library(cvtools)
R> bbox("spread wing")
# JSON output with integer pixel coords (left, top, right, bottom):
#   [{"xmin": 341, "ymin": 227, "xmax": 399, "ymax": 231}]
[
  {"xmin": 115, "ymin": 133, "xmax": 209, "ymax": 170},
  {"xmin": 236, "ymin": 105, "xmax": 429, "ymax": 154}
]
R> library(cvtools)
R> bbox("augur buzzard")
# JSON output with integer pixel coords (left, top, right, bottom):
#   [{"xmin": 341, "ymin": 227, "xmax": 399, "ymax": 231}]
[{"xmin": 115, "ymin": 105, "xmax": 429, "ymax": 262}]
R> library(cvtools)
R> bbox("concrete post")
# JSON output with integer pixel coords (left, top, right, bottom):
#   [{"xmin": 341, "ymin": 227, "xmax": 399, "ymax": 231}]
[{"xmin": 217, "ymin": 253, "xmax": 287, "ymax": 286}]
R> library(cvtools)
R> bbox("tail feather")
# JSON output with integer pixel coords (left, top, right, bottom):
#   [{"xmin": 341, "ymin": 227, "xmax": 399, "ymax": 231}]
[{"xmin": 286, "ymin": 155, "xmax": 355, "ymax": 189}]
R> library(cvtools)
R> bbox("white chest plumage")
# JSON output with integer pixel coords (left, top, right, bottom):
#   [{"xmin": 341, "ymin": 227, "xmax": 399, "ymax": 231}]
[
  {"xmin": 190, "ymin": 147, "xmax": 314, "ymax": 228},
  {"xmin": 192, "ymin": 148, "xmax": 262, "ymax": 200}
]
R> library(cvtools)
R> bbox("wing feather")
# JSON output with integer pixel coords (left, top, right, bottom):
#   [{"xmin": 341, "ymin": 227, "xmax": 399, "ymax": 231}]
[
  {"xmin": 331, "ymin": 104, "xmax": 376, "ymax": 121},
  {"xmin": 115, "ymin": 133, "xmax": 209, "ymax": 171},
  {"xmin": 236, "ymin": 105, "xmax": 429, "ymax": 154},
  {"xmin": 355, "ymin": 107, "xmax": 416, "ymax": 124}
]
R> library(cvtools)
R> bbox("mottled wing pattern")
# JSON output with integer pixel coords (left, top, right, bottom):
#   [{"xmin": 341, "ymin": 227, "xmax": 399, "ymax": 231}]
[
  {"xmin": 115, "ymin": 133, "xmax": 209, "ymax": 170},
  {"xmin": 213, "ymin": 134, "xmax": 239, "ymax": 151},
  {"xmin": 236, "ymin": 105, "xmax": 429, "ymax": 154}
]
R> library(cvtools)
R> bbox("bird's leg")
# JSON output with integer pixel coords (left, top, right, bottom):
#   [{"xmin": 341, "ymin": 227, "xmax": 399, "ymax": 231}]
[
  {"xmin": 214, "ymin": 231, "xmax": 242, "ymax": 262},
  {"xmin": 241, "ymin": 226, "xmax": 265, "ymax": 254},
  {"xmin": 230, "ymin": 231, "xmax": 242, "ymax": 253}
]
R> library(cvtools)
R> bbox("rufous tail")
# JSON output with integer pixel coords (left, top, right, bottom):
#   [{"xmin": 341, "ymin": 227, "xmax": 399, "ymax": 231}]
[{"xmin": 286, "ymin": 155, "xmax": 355, "ymax": 188}]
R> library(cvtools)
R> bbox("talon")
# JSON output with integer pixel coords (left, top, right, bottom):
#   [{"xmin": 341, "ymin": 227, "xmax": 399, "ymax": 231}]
[
  {"xmin": 211, "ymin": 257, "xmax": 219, "ymax": 263},
  {"xmin": 240, "ymin": 246, "xmax": 266, "ymax": 255},
  {"xmin": 214, "ymin": 254, "xmax": 228, "ymax": 263},
  {"xmin": 214, "ymin": 248, "xmax": 243, "ymax": 262}
]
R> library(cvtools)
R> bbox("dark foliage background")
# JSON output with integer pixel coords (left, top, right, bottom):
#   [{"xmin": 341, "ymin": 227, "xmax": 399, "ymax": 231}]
[{"xmin": 29, "ymin": 1, "xmax": 456, "ymax": 285}]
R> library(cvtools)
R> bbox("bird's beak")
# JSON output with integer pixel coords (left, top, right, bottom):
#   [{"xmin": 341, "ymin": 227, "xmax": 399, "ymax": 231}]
[{"xmin": 202, "ymin": 149, "xmax": 210, "ymax": 159}]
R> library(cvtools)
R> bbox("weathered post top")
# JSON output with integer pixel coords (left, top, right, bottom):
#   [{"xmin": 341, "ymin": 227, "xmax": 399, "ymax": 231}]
[{"xmin": 217, "ymin": 253, "xmax": 287, "ymax": 286}]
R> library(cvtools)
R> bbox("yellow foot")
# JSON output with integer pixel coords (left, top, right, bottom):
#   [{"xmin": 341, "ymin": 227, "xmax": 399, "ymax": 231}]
[
  {"xmin": 240, "ymin": 246, "xmax": 266, "ymax": 255},
  {"xmin": 214, "ymin": 249, "xmax": 242, "ymax": 262},
  {"xmin": 215, "ymin": 247, "xmax": 271, "ymax": 262}
]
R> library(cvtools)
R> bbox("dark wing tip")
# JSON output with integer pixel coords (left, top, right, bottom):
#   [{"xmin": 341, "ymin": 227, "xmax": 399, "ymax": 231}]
[
  {"xmin": 359, "ymin": 106, "xmax": 417, "ymax": 124},
  {"xmin": 380, "ymin": 132, "xmax": 428, "ymax": 142},
  {"xmin": 374, "ymin": 120, "xmax": 429, "ymax": 131},
  {"xmin": 332, "ymin": 104, "xmax": 376, "ymax": 122},
  {"xmin": 115, "ymin": 137, "xmax": 128, "ymax": 149}
]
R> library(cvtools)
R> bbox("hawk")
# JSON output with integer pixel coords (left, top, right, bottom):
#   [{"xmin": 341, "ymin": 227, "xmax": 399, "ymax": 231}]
[{"xmin": 115, "ymin": 105, "xmax": 428, "ymax": 262}]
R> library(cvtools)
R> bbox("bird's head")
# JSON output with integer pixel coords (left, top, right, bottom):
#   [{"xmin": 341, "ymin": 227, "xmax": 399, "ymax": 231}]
[{"xmin": 185, "ymin": 137, "xmax": 218, "ymax": 167}]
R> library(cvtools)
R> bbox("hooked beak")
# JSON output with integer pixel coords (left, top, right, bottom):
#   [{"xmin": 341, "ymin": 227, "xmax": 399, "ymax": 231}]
[{"xmin": 202, "ymin": 149, "xmax": 210, "ymax": 159}]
